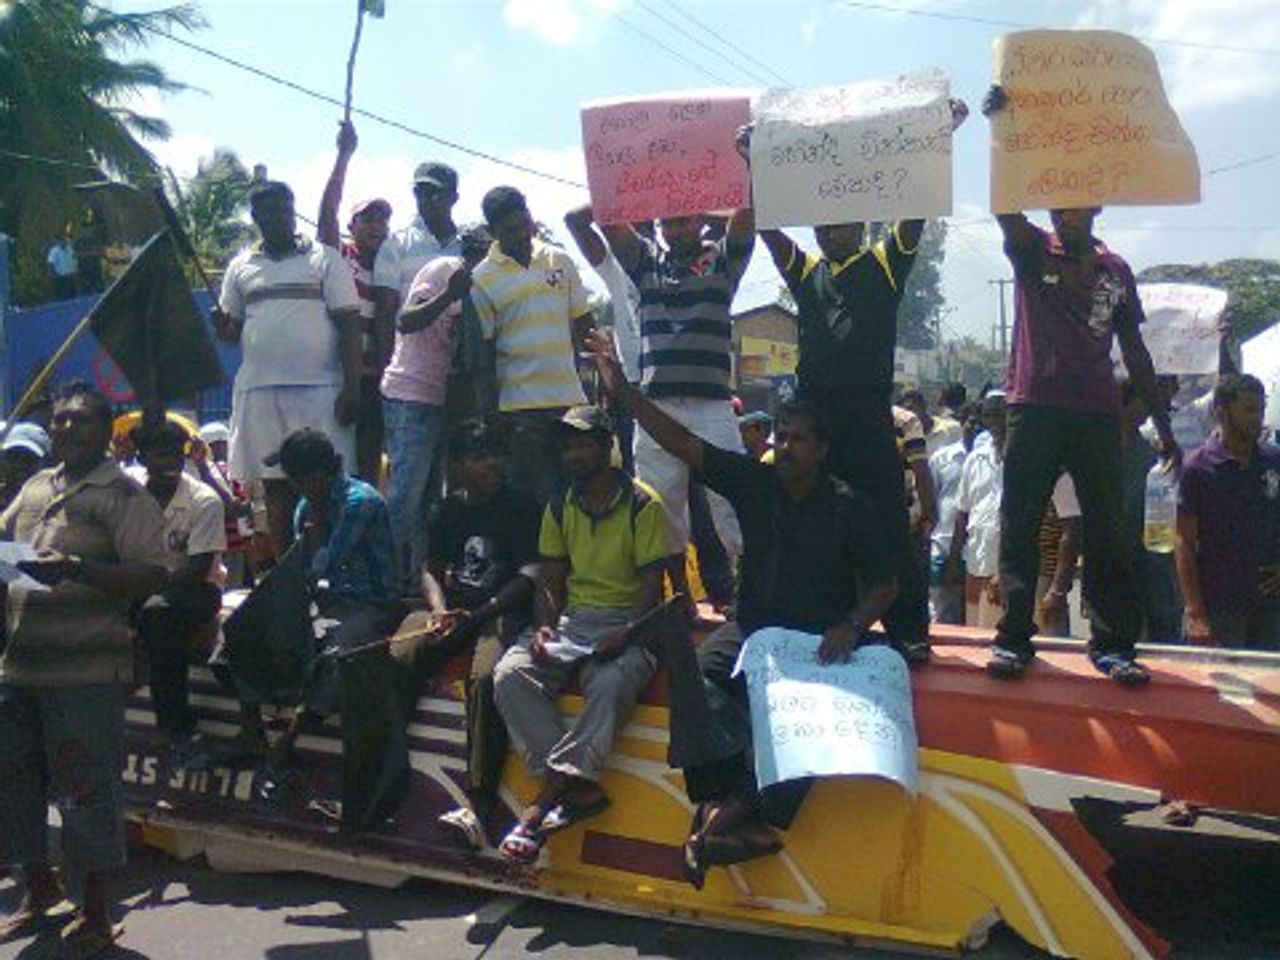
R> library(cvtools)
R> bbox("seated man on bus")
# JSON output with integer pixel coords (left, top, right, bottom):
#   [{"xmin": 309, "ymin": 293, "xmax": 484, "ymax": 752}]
[
  {"xmin": 492, "ymin": 406, "xmax": 668, "ymax": 863},
  {"xmin": 392, "ymin": 419, "xmax": 541, "ymax": 849},
  {"xmin": 585, "ymin": 329, "xmax": 898, "ymax": 887}
]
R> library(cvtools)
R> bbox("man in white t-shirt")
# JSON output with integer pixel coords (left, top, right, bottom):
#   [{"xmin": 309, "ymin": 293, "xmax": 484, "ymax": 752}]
[
  {"xmin": 213, "ymin": 180, "xmax": 363, "ymax": 556},
  {"xmin": 133, "ymin": 421, "xmax": 226, "ymax": 767},
  {"xmin": 948, "ymin": 393, "xmax": 1008, "ymax": 628},
  {"xmin": 372, "ymin": 161, "xmax": 462, "ymax": 349},
  {"xmin": 381, "ymin": 225, "xmax": 492, "ymax": 591}
]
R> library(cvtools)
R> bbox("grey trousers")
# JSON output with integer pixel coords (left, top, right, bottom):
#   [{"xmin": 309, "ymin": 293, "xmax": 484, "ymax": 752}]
[
  {"xmin": 494, "ymin": 608, "xmax": 655, "ymax": 782},
  {"xmin": 0, "ymin": 683, "xmax": 127, "ymax": 875}
]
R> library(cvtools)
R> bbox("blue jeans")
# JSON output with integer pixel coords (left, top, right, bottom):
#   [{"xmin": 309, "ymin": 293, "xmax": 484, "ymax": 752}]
[{"xmin": 383, "ymin": 398, "xmax": 446, "ymax": 591}]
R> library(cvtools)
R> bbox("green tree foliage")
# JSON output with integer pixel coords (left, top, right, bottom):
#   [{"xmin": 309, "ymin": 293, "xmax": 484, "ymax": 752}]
[
  {"xmin": 1138, "ymin": 258, "xmax": 1280, "ymax": 344},
  {"xmin": 0, "ymin": 1, "xmax": 202, "ymax": 264},
  {"xmin": 865, "ymin": 220, "xmax": 948, "ymax": 349},
  {"xmin": 168, "ymin": 150, "xmax": 255, "ymax": 273}
]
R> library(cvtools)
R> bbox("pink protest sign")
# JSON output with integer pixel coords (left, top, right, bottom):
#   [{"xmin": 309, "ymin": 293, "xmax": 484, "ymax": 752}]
[{"xmin": 581, "ymin": 92, "xmax": 752, "ymax": 225}]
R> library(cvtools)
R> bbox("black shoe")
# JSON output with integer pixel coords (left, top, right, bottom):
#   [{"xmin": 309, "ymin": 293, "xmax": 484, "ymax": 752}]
[{"xmin": 987, "ymin": 644, "xmax": 1034, "ymax": 679}]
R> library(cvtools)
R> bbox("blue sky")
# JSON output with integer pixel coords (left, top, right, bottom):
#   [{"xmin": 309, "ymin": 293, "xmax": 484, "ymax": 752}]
[{"xmin": 123, "ymin": 0, "xmax": 1280, "ymax": 343}]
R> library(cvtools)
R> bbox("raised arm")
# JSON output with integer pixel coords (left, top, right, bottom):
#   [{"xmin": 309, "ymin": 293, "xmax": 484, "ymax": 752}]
[
  {"xmin": 583, "ymin": 328, "xmax": 704, "ymax": 472},
  {"xmin": 599, "ymin": 221, "xmax": 644, "ymax": 275},
  {"xmin": 563, "ymin": 205, "xmax": 608, "ymax": 268},
  {"xmin": 318, "ymin": 121, "xmax": 357, "ymax": 248}
]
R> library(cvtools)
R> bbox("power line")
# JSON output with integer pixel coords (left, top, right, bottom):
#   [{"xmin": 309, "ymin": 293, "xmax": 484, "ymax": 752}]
[
  {"xmin": 608, "ymin": 10, "xmax": 737, "ymax": 86},
  {"xmin": 661, "ymin": 0, "xmax": 792, "ymax": 86},
  {"xmin": 90, "ymin": 8, "xmax": 587, "ymax": 190},
  {"xmin": 1205, "ymin": 150, "xmax": 1280, "ymax": 177},
  {"xmin": 632, "ymin": 0, "xmax": 774, "ymax": 87},
  {"xmin": 838, "ymin": 1, "xmax": 1280, "ymax": 57}
]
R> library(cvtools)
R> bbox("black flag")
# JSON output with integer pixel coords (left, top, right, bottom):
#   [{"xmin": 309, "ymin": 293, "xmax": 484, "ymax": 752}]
[{"xmin": 87, "ymin": 231, "xmax": 224, "ymax": 406}]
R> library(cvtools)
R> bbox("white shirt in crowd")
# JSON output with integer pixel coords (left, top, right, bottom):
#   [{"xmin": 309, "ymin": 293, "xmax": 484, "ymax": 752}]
[
  {"xmin": 373, "ymin": 217, "xmax": 462, "ymax": 301},
  {"xmin": 156, "ymin": 472, "xmax": 227, "ymax": 585},
  {"xmin": 590, "ymin": 251, "xmax": 642, "ymax": 384},
  {"xmin": 219, "ymin": 239, "xmax": 362, "ymax": 392}
]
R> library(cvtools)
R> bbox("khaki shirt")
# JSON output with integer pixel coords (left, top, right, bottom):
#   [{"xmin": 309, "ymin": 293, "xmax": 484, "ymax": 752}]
[{"xmin": 1, "ymin": 458, "xmax": 167, "ymax": 686}]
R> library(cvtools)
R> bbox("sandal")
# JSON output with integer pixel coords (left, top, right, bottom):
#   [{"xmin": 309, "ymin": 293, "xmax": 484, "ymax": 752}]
[
  {"xmin": 1090, "ymin": 652, "xmax": 1150, "ymax": 686},
  {"xmin": 0, "ymin": 900, "xmax": 74, "ymax": 943},
  {"xmin": 986, "ymin": 644, "xmax": 1034, "ymax": 679},
  {"xmin": 58, "ymin": 917, "xmax": 123, "ymax": 960},
  {"xmin": 539, "ymin": 793, "xmax": 610, "ymax": 836},
  {"xmin": 682, "ymin": 805, "xmax": 710, "ymax": 890},
  {"xmin": 498, "ymin": 821, "xmax": 544, "ymax": 865}
]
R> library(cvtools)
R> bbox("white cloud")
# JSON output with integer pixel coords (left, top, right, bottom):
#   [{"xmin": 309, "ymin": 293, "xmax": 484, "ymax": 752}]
[
  {"xmin": 1072, "ymin": 0, "xmax": 1280, "ymax": 111},
  {"xmin": 503, "ymin": 0, "xmax": 585, "ymax": 46},
  {"xmin": 501, "ymin": 0, "xmax": 625, "ymax": 46}
]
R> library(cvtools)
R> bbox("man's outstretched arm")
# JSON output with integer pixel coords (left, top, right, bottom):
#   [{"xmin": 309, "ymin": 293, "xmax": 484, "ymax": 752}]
[{"xmin": 583, "ymin": 328, "xmax": 704, "ymax": 472}]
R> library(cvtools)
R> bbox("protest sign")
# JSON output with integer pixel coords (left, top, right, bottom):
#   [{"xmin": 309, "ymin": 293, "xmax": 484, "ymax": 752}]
[
  {"xmin": 751, "ymin": 71, "xmax": 954, "ymax": 228},
  {"xmin": 990, "ymin": 30, "xmax": 1200, "ymax": 213},
  {"xmin": 1242, "ymin": 324, "xmax": 1280, "ymax": 432},
  {"xmin": 733, "ymin": 629, "xmax": 918, "ymax": 792},
  {"xmin": 1133, "ymin": 284, "xmax": 1227, "ymax": 375},
  {"xmin": 581, "ymin": 91, "xmax": 751, "ymax": 225}
]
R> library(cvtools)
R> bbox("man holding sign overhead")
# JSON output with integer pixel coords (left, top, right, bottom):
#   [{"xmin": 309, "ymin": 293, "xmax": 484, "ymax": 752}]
[
  {"xmin": 744, "ymin": 95, "xmax": 968, "ymax": 664},
  {"xmin": 983, "ymin": 80, "xmax": 1180, "ymax": 684}
]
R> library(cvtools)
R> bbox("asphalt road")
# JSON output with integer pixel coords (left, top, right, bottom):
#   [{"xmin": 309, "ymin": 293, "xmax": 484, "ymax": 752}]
[{"xmin": 0, "ymin": 839, "xmax": 1048, "ymax": 960}]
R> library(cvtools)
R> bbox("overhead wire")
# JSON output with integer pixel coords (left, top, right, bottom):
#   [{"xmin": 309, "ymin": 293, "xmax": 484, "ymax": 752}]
[
  {"xmin": 607, "ymin": 9, "xmax": 737, "ymax": 86},
  {"xmin": 83, "ymin": 3, "xmax": 587, "ymax": 190},
  {"xmin": 838, "ymin": 1, "xmax": 1280, "ymax": 57},
  {"xmin": 659, "ymin": 0, "xmax": 793, "ymax": 86},
  {"xmin": 632, "ymin": 0, "xmax": 776, "ymax": 87}
]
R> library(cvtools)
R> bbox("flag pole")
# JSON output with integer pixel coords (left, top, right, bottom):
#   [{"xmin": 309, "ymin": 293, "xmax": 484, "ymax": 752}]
[{"xmin": 344, "ymin": 0, "xmax": 367, "ymax": 124}]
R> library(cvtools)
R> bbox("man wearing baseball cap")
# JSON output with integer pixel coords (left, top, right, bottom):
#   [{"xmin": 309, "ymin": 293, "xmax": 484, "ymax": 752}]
[
  {"xmin": 491, "ymin": 404, "xmax": 668, "ymax": 863},
  {"xmin": 319, "ymin": 120, "xmax": 395, "ymax": 483},
  {"xmin": 372, "ymin": 159, "xmax": 462, "ymax": 350},
  {"xmin": 0, "ymin": 422, "xmax": 51, "ymax": 510}
]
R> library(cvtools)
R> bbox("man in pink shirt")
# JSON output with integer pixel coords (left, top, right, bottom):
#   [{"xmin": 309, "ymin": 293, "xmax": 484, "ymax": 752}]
[{"xmin": 381, "ymin": 225, "xmax": 492, "ymax": 591}]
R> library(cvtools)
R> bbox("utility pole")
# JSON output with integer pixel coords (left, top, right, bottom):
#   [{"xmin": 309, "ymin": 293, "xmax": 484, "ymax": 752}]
[{"xmin": 989, "ymin": 278, "xmax": 1013, "ymax": 355}]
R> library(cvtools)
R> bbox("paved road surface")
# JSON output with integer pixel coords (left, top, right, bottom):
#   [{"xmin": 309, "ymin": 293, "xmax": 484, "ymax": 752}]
[{"xmin": 0, "ymin": 839, "xmax": 1046, "ymax": 960}]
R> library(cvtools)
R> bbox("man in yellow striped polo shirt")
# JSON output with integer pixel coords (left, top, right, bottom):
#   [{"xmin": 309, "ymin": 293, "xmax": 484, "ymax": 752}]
[{"xmin": 471, "ymin": 187, "xmax": 594, "ymax": 505}]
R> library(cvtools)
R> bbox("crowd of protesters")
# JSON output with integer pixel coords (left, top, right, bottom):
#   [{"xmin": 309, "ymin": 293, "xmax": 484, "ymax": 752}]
[{"xmin": 0, "ymin": 84, "xmax": 1277, "ymax": 951}]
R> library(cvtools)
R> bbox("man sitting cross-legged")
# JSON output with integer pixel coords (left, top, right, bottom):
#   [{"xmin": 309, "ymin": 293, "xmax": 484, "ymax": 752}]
[
  {"xmin": 390, "ymin": 419, "xmax": 541, "ymax": 849},
  {"xmin": 492, "ymin": 406, "xmax": 668, "ymax": 863},
  {"xmin": 584, "ymin": 329, "xmax": 898, "ymax": 887}
]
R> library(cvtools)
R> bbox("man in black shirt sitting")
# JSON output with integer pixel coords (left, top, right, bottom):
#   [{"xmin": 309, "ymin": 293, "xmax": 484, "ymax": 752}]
[
  {"xmin": 398, "ymin": 420, "xmax": 541, "ymax": 848},
  {"xmin": 584, "ymin": 329, "xmax": 898, "ymax": 887}
]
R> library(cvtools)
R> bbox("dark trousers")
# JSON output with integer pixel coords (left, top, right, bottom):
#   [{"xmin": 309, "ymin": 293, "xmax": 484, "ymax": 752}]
[
  {"xmin": 355, "ymin": 374, "xmax": 385, "ymax": 486},
  {"xmin": 689, "ymin": 480, "xmax": 735, "ymax": 607},
  {"xmin": 997, "ymin": 405, "xmax": 1140, "ymax": 656},
  {"xmin": 668, "ymin": 622, "xmax": 811, "ymax": 830},
  {"xmin": 138, "ymin": 582, "xmax": 222, "ymax": 739},
  {"xmin": 392, "ymin": 613, "xmax": 512, "ymax": 803},
  {"xmin": 801, "ymin": 388, "xmax": 929, "ymax": 649}
]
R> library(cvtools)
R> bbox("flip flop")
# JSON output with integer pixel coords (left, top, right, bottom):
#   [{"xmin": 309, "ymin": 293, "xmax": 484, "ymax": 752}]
[
  {"xmin": 438, "ymin": 806, "xmax": 489, "ymax": 850},
  {"xmin": 0, "ymin": 900, "xmax": 75, "ymax": 943},
  {"xmin": 539, "ymin": 793, "xmax": 610, "ymax": 836},
  {"xmin": 682, "ymin": 805, "xmax": 710, "ymax": 890},
  {"xmin": 58, "ymin": 919, "xmax": 123, "ymax": 960},
  {"xmin": 498, "ymin": 821, "xmax": 544, "ymax": 865}
]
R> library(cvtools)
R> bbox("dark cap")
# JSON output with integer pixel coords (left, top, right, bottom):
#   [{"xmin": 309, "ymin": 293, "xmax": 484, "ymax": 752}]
[
  {"xmin": 413, "ymin": 162, "xmax": 458, "ymax": 192},
  {"xmin": 556, "ymin": 405, "xmax": 613, "ymax": 437},
  {"xmin": 739, "ymin": 410, "xmax": 772, "ymax": 428}
]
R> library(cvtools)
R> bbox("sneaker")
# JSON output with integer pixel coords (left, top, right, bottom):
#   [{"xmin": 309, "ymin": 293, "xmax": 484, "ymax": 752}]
[
  {"xmin": 438, "ymin": 806, "xmax": 489, "ymax": 850},
  {"xmin": 902, "ymin": 641, "xmax": 932, "ymax": 666},
  {"xmin": 1089, "ymin": 651, "xmax": 1150, "ymax": 686},
  {"xmin": 986, "ymin": 644, "xmax": 1035, "ymax": 679}
]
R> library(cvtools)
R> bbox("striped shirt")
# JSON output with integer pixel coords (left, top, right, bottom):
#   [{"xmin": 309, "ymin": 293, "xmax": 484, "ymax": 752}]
[
  {"xmin": 470, "ymin": 240, "xmax": 589, "ymax": 412},
  {"xmin": 341, "ymin": 240, "xmax": 378, "ymax": 375},
  {"xmin": 628, "ymin": 236, "xmax": 752, "ymax": 401},
  {"xmin": 220, "ymin": 238, "xmax": 362, "ymax": 391}
]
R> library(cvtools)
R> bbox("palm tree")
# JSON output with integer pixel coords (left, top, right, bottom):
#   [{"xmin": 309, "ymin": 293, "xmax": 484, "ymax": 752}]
[
  {"xmin": 0, "ymin": 0, "xmax": 203, "ymax": 267},
  {"xmin": 168, "ymin": 149, "xmax": 255, "ymax": 277}
]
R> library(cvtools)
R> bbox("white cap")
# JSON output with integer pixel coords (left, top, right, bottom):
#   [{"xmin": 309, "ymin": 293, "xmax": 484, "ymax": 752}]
[
  {"xmin": 0, "ymin": 422, "xmax": 51, "ymax": 458},
  {"xmin": 199, "ymin": 421, "xmax": 230, "ymax": 445}
]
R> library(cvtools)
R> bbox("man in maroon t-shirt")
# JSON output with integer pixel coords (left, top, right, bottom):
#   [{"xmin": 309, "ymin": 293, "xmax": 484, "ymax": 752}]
[
  {"xmin": 318, "ymin": 120, "xmax": 392, "ymax": 483},
  {"xmin": 982, "ymin": 88, "xmax": 1179, "ymax": 685}
]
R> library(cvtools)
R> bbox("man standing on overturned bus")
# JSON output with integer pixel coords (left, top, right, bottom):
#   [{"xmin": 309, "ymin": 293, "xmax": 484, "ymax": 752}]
[
  {"xmin": 981, "ymin": 85, "xmax": 1180, "ymax": 685},
  {"xmin": 584, "ymin": 329, "xmax": 897, "ymax": 888}
]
